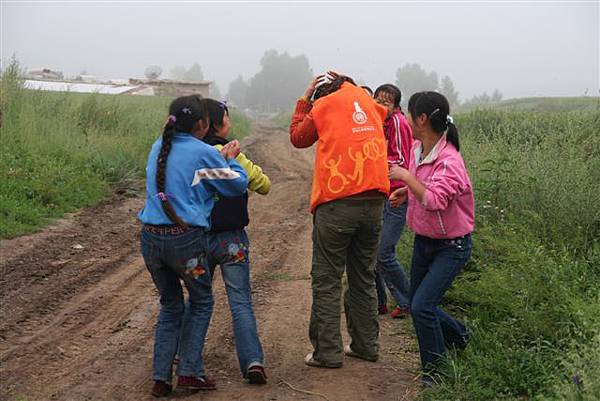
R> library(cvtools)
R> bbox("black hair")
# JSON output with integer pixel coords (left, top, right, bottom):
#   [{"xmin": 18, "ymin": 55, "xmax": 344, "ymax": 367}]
[
  {"xmin": 313, "ymin": 75, "xmax": 356, "ymax": 101},
  {"xmin": 374, "ymin": 84, "xmax": 402, "ymax": 109},
  {"xmin": 157, "ymin": 95, "xmax": 209, "ymax": 229},
  {"xmin": 407, "ymin": 91, "xmax": 460, "ymax": 151},
  {"xmin": 361, "ymin": 85, "xmax": 374, "ymax": 97},
  {"xmin": 204, "ymin": 98, "xmax": 229, "ymax": 141}
]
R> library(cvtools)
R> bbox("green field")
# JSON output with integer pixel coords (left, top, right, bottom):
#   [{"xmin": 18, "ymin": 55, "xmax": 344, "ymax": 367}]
[
  {"xmin": 0, "ymin": 65, "xmax": 251, "ymax": 238},
  {"xmin": 459, "ymin": 96, "xmax": 600, "ymax": 113},
  {"xmin": 276, "ymin": 101, "xmax": 600, "ymax": 400},
  {"xmin": 405, "ymin": 107, "xmax": 599, "ymax": 400}
]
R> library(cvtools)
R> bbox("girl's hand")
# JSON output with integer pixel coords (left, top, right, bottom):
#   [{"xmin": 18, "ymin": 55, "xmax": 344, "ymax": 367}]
[
  {"xmin": 389, "ymin": 187, "xmax": 408, "ymax": 207},
  {"xmin": 304, "ymin": 75, "xmax": 326, "ymax": 99},
  {"xmin": 221, "ymin": 140, "xmax": 241, "ymax": 161},
  {"xmin": 389, "ymin": 165, "xmax": 409, "ymax": 181}
]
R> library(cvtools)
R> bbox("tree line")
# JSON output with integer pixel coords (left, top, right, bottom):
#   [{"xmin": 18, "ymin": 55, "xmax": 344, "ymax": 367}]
[{"xmin": 174, "ymin": 51, "xmax": 503, "ymax": 112}]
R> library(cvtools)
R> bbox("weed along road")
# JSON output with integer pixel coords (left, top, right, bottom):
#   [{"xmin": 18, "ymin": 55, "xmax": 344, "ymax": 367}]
[{"xmin": 0, "ymin": 122, "xmax": 419, "ymax": 401}]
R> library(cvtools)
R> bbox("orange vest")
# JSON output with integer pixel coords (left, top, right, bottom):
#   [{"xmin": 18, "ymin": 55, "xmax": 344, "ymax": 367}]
[{"xmin": 310, "ymin": 83, "xmax": 390, "ymax": 212}]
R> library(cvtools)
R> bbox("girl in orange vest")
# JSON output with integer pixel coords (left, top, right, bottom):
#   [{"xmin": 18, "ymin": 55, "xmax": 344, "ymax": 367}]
[{"xmin": 290, "ymin": 72, "xmax": 390, "ymax": 368}]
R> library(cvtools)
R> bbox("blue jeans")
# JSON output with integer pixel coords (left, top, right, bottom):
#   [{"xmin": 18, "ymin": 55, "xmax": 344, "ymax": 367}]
[
  {"xmin": 375, "ymin": 201, "xmax": 410, "ymax": 308},
  {"xmin": 140, "ymin": 227, "xmax": 214, "ymax": 382},
  {"xmin": 409, "ymin": 234, "xmax": 472, "ymax": 372},
  {"xmin": 207, "ymin": 229, "xmax": 264, "ymax": 376}
]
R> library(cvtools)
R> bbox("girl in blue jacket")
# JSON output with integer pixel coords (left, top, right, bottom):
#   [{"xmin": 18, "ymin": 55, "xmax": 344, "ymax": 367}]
[{"xmin": 138, "ymin": 95, "xmax": 248, "ymax": 397}]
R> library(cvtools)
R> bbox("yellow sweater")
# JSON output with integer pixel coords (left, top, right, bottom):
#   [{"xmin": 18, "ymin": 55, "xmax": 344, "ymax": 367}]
[{"xmin": 214, "ymin": 144, "xmax": 271, "ymax": 195}]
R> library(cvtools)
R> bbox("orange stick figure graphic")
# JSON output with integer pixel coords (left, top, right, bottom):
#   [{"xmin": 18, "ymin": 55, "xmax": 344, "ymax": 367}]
[
  {"xmin": 363, "ymin": 138, "xmax": 386, "ymax": 161},
  {"xmin": 323, "ymin": 155, "xmax": 349, "ymax": 193},
  {"xmin": 347, "ymin": 148, "xmax": 368, "ymax": 185}
]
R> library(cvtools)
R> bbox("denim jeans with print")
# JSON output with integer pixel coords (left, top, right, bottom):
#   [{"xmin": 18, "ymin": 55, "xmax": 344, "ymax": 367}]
[
  {"xmin": 409, "ymin": 234, "xmax": 472, "ymax": 373},
  {"xmin": 375, "ymin": 201, "xmax": 410, "ymax": 308},
  {"xmin": 207, "ymin": 229, "xmax": 264, "ymax": 376},
  {"xmin": 140, "ymin": 227, "xmax": 213, "ymax": 382}
]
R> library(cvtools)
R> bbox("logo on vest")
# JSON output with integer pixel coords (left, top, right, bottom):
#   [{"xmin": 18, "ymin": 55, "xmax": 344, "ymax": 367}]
[{"xmin": 352, "ymin": 101, "xmax": 368, "ymax": 125}]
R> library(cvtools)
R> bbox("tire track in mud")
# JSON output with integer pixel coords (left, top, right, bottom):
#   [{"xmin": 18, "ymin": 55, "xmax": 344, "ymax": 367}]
[{"xmin": 0, "ymin": 121, "xmax": 419, "ymax": 401}]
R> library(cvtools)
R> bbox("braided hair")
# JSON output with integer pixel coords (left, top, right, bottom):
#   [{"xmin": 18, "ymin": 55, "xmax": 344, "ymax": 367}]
[
  {"xmin": 407, "ymin": 91, "xmax": 460, "ymax": 151},
  {"xmin": 313, "ymin": 75, "xmax": 357, "ymax": 101},
  {"xmin": 156, "ymin": 95, "xmax": 208, "ymax": 229}
]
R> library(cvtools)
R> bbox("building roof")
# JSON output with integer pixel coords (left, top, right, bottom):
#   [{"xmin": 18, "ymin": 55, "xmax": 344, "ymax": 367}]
[
  {"xmin": 128, "ymin": 78, "xmax": 212, "ymax": 86},
  {"xmin": 24, "ymin": 79, "xmax": 137, "ymax": 95}
]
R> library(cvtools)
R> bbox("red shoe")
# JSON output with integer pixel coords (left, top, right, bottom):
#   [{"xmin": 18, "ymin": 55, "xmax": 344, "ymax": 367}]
[
  {"xmin": 151, "ymin": 380, "xmax": 172, "ymax": 397},
  {"xmin": 378, "ymin": 304, "xmax": 388, "ymax": 315},
  {"xmin": 177, "ymin": 375, "xmax": 217, "ymax": 391},
  {"xmin": 390, "ymin": 305, "xmax": 409, "ymax": 319},
  {"xmin": 246, "ymin": 365, "xmax": 267, "ymax": 385}
]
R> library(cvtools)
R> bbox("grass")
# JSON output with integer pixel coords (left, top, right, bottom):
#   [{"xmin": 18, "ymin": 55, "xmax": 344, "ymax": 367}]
[
  {"xmin": 272, "ymin": 100, "xmax": 600, "ymax": 400},
  {"xmin": 0, "ymin": 61, "xmax": 252, "ymax": 238},
  {"xmin": 417, "ymin": 107, "xmax": 600, "ymax": 400},
  {"xmin": 458, "ymin": 96, "xmax": 600, "ymax": 113}
]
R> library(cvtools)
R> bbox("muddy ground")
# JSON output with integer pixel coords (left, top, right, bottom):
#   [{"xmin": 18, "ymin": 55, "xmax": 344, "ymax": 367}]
[{"xmin": 0, "ymin": 122, "xmax": 419, "ymax": 401}]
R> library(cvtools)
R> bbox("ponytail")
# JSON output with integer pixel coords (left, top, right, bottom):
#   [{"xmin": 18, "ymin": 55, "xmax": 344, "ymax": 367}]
[
  {"xmin": 446, "ymin": 122, "xmax": 460, "ymax": 151},
  {"xmin": 409, "ymin": 91, "xmax": 460, "ymax": 152},
  {"xmin": 155, "ymin": 95, "xmax": 208, "ymax": 230}
]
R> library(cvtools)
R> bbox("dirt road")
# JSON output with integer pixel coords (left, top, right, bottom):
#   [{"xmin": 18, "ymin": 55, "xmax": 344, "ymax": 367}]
[{"xmin": 0, "ymin": 122, "xmax": 419, "ymax": 401}]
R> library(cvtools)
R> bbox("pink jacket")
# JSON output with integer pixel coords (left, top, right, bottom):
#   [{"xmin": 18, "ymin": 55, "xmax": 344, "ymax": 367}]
[
  {"xmin": 406, "ymin": 135, "xmax": 475, "ymax": 239},
  {"xmin": 384, "ymin": 110, "xmax": 413, "ymax": 190}
]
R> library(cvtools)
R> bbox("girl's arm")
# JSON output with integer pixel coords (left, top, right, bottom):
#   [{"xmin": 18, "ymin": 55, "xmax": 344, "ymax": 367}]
[
  {"xmin": 389, "ymin": 161, "xmax": 466, "ymax": 211},
  {"xmin": 235, "ymin": 151, "xmax": 271, "ymax": 195},
  {"xmin": 389, "ymin": 166, "xmax": 426, "ymax": 202},
  {"xmin": 213, "ymin": 145, "xmax": 271, "ymax": 195},
  {"xmin": 192, "ymin": 147, "xmax": 248, "ymax": 197},
  {"xmin": 290, "ymin": 75, "xmax": 326, "ymax": 148},
  {"xmin": 289, "ymin": 98, "xmax": 318, "ymax": 148}
]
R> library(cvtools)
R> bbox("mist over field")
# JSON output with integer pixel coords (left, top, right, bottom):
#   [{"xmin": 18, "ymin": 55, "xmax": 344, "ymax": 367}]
[{"xmin": 1, "ymin": 1, "xmax": 598, "ymax": 101}]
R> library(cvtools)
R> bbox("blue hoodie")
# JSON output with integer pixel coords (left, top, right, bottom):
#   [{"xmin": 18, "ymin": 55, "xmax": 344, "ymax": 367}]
[{"xmin": 138, "ymin": 132, "xmax": 248, "ymax": 228}]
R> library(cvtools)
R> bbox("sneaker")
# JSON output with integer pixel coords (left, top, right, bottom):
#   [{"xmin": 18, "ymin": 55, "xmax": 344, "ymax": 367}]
[
  {"xmin": 422, "ymin": 371, "xmax": 442, "ymax": 389},
  {"xmin": 378, "ymin": 304, "xmax": 388, "ymax": 315},
  {"xmin": 390, "ymin": 305, "xmax": 409, "ymax": 319},
  {"xmin": 304, "ymin": 352, "xmax": 342, "ymax": 368},
  {"xmin": 151, "ymin": 380, "xmax": 172, "ymax": 397},
  {"xmin": 177, "ymin": 375, "xmax": 217, "ymax": 391},
  {"xmin": 343, "ymin": 345, "xmax": 378, "ymax": 362},
  {"xmin": 246, "ymin": 365, "xmax": 267, "ymax": 385}
]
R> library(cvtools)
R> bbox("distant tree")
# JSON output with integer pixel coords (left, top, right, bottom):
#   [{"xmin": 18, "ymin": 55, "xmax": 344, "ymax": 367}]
[
  {"xmin": 183, "ymin": 62, "xmax": 204, "ymax": 82},
  {"xmin": 395, "ymin": 63, "xmax": 439, "ymax": 107},
  {"xmin": 210, "ymin": 83, "xmax": 222, "ymax": 100},
  {"xmin": 170, "ymin": 65, "xmax": 186, "ymax": 80},
  {"xmin": 228, "ymin": 75, "xmax": 249, "ymax": 108},
  {"xmin": 246, "ymin": 49, "xmax": 313, "ymax": 112},
  {"xmin": 462, "ymin": 89, "xmax": 504, "ymax": 109},
  {"xmin": 440, "ymin": 76, "xmax": 459, "ymax": 109},
  {"xmin": 491, "ymin": 89, "xmax": 503, "ymax": 102}
]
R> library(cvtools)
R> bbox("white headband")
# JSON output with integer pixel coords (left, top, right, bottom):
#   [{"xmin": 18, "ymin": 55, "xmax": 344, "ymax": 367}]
[{"xmin": 314, "ymin": 72, "xmax": 336, "ymax": 90}]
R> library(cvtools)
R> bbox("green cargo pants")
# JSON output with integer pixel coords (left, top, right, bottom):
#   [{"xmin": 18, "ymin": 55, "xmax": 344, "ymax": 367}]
[{"xmin": 309, "ymin": 195, "xmax": 384, "ymax": 366}]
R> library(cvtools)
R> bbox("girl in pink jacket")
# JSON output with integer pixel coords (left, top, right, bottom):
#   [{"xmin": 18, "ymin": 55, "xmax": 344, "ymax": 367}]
[{"xmin": 389, "ymin": 91, "xmax": 474, "ymax": 387}]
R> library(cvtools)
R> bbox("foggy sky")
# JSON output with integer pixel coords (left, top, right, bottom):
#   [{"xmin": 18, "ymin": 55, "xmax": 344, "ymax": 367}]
[{"xmin": 1, "ymin": 1, "xmax": 598, "ymax": 101}]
